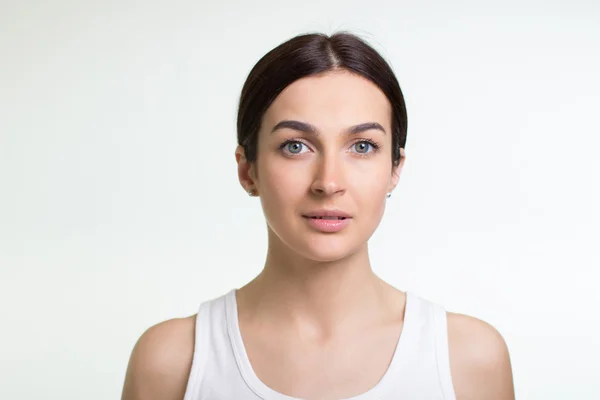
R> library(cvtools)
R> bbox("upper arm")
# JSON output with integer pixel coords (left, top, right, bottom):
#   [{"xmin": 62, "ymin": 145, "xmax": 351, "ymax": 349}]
[
  {"xmin": 121, "ymin": 315, "xmax": 196, "ymax": 400},
  {"xmin": 448, "ymin": 312, "xmax": 515, "ymax": 400}
]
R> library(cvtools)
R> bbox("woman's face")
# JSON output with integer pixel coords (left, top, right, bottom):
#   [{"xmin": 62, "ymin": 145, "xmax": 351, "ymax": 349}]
[{"xmin": 237, "ymin": 70, "xmax": 404, "ymax": 262}]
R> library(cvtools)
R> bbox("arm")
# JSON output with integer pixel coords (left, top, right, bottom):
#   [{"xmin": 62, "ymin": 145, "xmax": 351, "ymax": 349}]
[
  {"xmin": 448, "ymin": 312, "xmax": 516, "ymax": 400},
  {"xmin": 121, "ymin": 315, "xmax": 196, "ymax": 400}
]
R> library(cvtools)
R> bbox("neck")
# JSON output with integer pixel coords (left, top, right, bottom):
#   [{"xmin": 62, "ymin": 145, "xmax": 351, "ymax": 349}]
[{"xmin": 237, "ymin": 230, "xmax": 393, "ymax": 339}]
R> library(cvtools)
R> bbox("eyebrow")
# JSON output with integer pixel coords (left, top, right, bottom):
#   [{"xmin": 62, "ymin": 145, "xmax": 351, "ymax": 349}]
[{"xmin": 270, "ymin": 120, "xmax": 386, "ymax": 136}]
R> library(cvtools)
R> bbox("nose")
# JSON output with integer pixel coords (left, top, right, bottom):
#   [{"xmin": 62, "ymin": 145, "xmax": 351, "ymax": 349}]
[{"xmin": 310, "ymin": 152, "xmax": 346, "ymax": 197}]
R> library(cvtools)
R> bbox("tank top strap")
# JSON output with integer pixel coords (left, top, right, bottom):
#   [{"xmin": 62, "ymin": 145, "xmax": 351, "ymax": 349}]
[
  {"xmin": 183, "ymin": 299, "xmax": 212, "ymax": 400},
  {"xmin": 390, "ymin": 292, "xmax": 456, "ymax": 400},
  {"xmin": 431, "ymin": 301, "xmax": 456, "ymax": 400}
]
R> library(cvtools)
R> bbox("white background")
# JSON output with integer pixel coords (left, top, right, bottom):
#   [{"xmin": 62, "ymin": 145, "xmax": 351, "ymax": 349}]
[{"xmin": 1, "ymin": 0, "xmax": 599, "ymax": 399}]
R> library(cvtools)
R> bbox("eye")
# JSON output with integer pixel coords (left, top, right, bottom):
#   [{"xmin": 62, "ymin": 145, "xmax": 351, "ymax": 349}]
[
  {"xmin": 281, "ymin": 140, "xmax": 309, "ymax": 155},
  {"xmin": 352, "ymin": 141, "xmax": 374, "ymax": 154}
]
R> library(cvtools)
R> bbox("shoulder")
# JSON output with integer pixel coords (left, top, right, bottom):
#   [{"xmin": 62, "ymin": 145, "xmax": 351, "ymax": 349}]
[
  {"xmin": 121, "ymin": 315, "xmax": 197, "ymax": 400},
  {"xmin": 446, "ymin": 312, "xmax": 515, "ymax": 400}
]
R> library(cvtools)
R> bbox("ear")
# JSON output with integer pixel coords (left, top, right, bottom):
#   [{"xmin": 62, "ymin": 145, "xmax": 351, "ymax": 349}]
[
  {"xmin": 235, "ymin": 145, "xmax": 257, "ymax": 194},
  {"xmin": 388, "ymin": 148, "xmax": 406, "ymax": 193}
]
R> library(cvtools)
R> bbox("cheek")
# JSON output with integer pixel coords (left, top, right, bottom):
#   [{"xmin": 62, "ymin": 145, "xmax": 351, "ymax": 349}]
[
  {"xmin": 347, "ymin": 160, "xmax": 392, "ymax": 196},
  {"xmin": 346, "ymin": 163, "xmax": 392, "ymax": 225},
  {"xmin": 257, "ymin": 157, "xmax": 308, "ymax": 208}
]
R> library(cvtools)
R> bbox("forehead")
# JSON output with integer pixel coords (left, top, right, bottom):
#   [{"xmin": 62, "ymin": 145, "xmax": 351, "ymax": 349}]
[{"xmin": 262, "ymin": 70, "xmax": 392, "ymax": 132}]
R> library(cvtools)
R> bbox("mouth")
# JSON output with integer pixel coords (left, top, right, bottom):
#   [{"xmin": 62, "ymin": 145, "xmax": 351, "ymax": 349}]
[
  {"xmin": 302, "ymin": 209, "xmax": 352, "ymax": 219},
  {"xmin": 301, "ymin": 210, "xmax": 352, "ymax": 233},
  {"xmin": 303, "ymin": 216, "xmax": 349, "ymax": 220}
]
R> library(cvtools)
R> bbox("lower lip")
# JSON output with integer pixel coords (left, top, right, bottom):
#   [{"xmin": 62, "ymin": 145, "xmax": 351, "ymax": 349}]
[{"xmin": 303, "ymin": 217, "xmax": 351, "ymax": 233}]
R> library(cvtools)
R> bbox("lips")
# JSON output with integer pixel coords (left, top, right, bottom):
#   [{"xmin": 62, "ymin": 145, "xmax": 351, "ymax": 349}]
[
  {"xmin": 302, "ymin": 210, "xmax": 352, "ymax": 233},
  {"xmin": 305, "ymin": 216, "xmax": 347, "ymax": 220}
]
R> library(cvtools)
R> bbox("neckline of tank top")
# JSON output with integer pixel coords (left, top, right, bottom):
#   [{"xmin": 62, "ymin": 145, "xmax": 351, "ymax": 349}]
[{"xmin": 224, "ymin": 289, "xmax": 418, "ymax": 400}]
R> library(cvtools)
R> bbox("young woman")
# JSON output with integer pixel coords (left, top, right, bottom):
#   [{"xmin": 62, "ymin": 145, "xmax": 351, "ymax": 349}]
[{"xmin": 121, "ymin": 32, "xmax": 515, "ymax": 400}]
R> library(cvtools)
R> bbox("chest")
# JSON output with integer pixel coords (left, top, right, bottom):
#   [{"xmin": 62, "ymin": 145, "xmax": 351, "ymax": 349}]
[{"xmin": 240, "ymin": 321, "xmax": 405, "ymax": 399}]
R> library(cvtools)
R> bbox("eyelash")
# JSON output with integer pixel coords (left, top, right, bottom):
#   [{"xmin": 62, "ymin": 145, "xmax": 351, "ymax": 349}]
[{"xmin": 279, "ymin": 138, "xmax": 381, "ymax": 157}]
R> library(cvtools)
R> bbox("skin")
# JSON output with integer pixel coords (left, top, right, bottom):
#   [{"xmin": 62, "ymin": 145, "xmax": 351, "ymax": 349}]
[{"xmin": 122, "ymin": 70, "xmax": 515, "ymax": 400}]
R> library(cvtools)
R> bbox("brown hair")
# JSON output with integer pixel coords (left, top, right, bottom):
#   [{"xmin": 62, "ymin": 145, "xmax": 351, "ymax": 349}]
[{"xmin": 237, "ymin": 31, "xmax": 407, "ymax": 166}]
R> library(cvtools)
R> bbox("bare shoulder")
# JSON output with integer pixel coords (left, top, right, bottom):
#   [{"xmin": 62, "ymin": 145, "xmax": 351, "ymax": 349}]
[
  {"xmin": 121, "ymin": 315, "xmax": 197, "ymax": 400},
  {"xmin": 447, "ymin": 312, "xmax": 515, "ymax": 400}
]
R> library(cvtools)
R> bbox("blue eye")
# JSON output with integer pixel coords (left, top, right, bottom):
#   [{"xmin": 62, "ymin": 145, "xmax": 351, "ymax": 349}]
[
  {"xmin": 282, "ymin": 141, "xmax": 308, "ymax": 155},
  {"xmin": 353, "ymin": 141, "xmax": 373, "ymax": 154}
]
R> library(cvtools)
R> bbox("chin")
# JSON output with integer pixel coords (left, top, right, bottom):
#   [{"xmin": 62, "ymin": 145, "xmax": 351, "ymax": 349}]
[
  {"xmin": 293, "ymin": 234, "xmax": 364, "ymax": 263},
  {"xmin": 266, "ymin": 218, "xmax": 375, "ymax": 263}
]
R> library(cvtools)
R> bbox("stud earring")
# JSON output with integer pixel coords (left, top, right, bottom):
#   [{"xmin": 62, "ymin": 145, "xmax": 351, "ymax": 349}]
[
  {"xmin": 248, "ymin": 189, "xmax": 256, "ymax": 197},
  {"xmin": 386, "ymin": 192, "xmax": 392, "ymax": 198}
]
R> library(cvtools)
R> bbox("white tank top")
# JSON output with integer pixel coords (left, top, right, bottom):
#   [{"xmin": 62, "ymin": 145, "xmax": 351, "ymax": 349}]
[{"xmin": 183, "ymin": 289, "xmax": 456, "ymax": 400}]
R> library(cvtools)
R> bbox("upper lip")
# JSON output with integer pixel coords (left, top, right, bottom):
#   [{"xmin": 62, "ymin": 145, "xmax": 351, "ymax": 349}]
[{"xmin": 302, "ymin": 209, "xmax": 352, "ymax": 218}]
